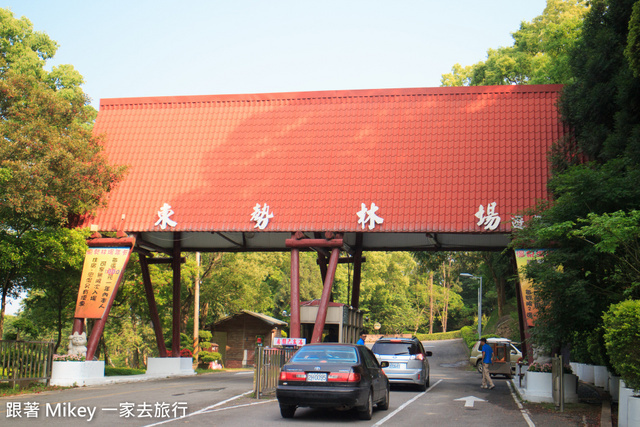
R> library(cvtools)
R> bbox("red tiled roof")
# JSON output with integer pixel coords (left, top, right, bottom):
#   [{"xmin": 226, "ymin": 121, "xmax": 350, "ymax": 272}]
[{"xmin": 89, "ymin": 85, "xmax": 565, "ymax": 236}]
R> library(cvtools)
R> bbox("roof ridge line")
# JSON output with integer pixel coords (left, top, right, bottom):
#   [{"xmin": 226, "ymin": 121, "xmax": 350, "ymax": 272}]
[{"xmin": 99, "ymin": 84, "xmax": 564, "ymax": 108}]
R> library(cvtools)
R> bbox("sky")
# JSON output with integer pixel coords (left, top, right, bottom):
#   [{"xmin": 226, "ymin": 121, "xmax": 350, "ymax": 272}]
[
  {"xmin": 2, "ymin": 1, "xmax": 548, "ymax": 315},
  {"xmin": 4, "ymin": 0, "xmax": 548, "ymax": 110}
]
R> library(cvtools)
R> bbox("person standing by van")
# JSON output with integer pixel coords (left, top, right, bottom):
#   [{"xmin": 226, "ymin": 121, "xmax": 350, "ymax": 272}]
[{"xmin": 480, "ymin": 338, "xmax": 495, "ymax": 389}]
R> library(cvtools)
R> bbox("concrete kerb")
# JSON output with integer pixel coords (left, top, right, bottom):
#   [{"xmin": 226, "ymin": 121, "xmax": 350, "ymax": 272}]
[{"xmin": 509, "ymin": 377, "xmax": 612, "ymax": 427}]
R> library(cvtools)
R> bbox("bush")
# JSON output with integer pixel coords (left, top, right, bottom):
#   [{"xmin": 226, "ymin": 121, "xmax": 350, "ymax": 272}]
[
  {"xmin": 416, "ymin": 330, "xmax": 462, "ymax": 342},
  {"xmin": 199, "ymin": 351, "xmax": 222, "ymax": 364},
  {"xmin": 459, "ymin": 326, "xmax": 474, "ymax": 346},
  {"xmin": 603, "ymin": 300, "xmax": 640, "ymax": 392},
  {"xmin": 199, "ymin": 330, "xmax": 213, "ymax": 342}
]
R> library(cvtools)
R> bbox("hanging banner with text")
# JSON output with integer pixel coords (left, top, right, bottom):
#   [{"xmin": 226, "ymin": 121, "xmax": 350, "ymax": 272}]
[
  {"xmin": 74, "ymin": 246, "xmax": 132, "ymax": 319},
  {"xmin": 515, "ymin": 249, "xmax": 548, "ymax": 327}
]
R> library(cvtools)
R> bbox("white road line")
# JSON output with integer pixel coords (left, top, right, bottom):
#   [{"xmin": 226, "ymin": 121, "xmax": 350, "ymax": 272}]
[
  {"xmin": 507, "ymin": 381, "xmax": 536, "ymax": 427},
  {"xmin": 372, "ymin": 379, "xmax": 443, "ymax": 426},
  {"xmin": 142, "ymin": 390, "xmax": 253, "ymax": 427},
  {"xmin": 199, "ymin": 398, "xmax": 276, "ymax": 414}
]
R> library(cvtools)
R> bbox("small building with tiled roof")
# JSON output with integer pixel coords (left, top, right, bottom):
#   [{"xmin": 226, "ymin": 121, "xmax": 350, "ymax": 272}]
[{"xmin": 211, "ymin": 310, "xmax": 287, "ymax": 368}]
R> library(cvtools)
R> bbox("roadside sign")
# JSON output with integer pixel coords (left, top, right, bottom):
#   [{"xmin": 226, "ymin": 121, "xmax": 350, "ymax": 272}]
[{"xmin": 273, "ymin": 337, "xmax": 306, "ymax": 346}]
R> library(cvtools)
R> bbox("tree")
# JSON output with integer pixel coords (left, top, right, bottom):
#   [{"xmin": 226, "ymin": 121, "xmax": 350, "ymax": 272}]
[
  {"xmin": 513, "ymin": 0, "xmax": 640, "ymax": 353},
  {"xmin": 0, "ymin": 9, "xmax": 126, "ymax": 337},
  {"xmin": 441, "ymin": 0, "xmax": 589, "ymax": 86}
]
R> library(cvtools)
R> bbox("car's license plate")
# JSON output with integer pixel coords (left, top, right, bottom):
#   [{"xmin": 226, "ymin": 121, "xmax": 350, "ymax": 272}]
[
  {"xmin": 306, "ymin": 372, "xmax": 327, "ymax": 382},
  {"xmin": 389, "ymin": 363, "xmax": 405, "ymax": 369}
]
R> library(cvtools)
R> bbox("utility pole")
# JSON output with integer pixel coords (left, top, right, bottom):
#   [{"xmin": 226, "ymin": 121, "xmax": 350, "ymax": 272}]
[{"xmin": 193, "ymin": 252, "xmax": 200, "ymax": 367}]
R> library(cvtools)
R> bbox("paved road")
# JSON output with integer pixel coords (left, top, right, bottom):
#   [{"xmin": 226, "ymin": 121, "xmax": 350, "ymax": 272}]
[{"xmin": 1, "ymin": 340, "xmax": 543, "ymax": 426}]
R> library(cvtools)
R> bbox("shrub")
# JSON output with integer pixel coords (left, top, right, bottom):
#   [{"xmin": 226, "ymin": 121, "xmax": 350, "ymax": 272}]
[
  {"xmin": 180, "ymin": 348, "xmax": 193, "ymax": 358},
  {"xmin": 416, "ymin": 330, "xmax": 462, "ymax": 342},
  {"xmin": 199, "ymin": 330, "xmax": 213, "ymax": 342},
  {"xmin": 199, "ymin": 351, "xmax": 222, "ymax": 363},
  {"xmin": 603, "ymin": 300, "xmax": 640, "ymax": 392}
]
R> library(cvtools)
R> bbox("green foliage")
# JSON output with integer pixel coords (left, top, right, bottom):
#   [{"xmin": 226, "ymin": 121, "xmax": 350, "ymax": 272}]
[
  {"xmin": 0, "ymin": 7, "xmax": 125, "ymax": 339},
  {"xmin": 105, "ymin": 366, "xmax": 145, "ymax": 376},
  {"xmin": 626, "ymin": 1, "xmax": 640, "ymax": 77},
  {"xmin": 561, "ymin": 0, "xmax": 640, "ymax": 164},
  {"xmin": 198, "ymin": 330, "xmax": 212, "ymax": 342},
  {"xmin": 199, "ymin": 351, "xmax": 222, "ymax": 363},
  {"xmin": 441, "ymin": 0, "xmax": 589, "ymax": 86},
  {"xmin": 415, "ymin": 330, "xmax": 461, "ymax": 341},
  {"xmin": 460, "ymin": 326, "xmax": 478, "ymax": 349},
  {"xmin": 603, "ymin": 300, "xmax": 640, "ymax": 391}
]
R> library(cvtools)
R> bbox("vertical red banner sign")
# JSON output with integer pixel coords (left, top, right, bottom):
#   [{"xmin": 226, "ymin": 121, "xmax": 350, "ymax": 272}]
[{"xmin": 74, "ymin": 246, "xmax": 131, "ymax": 319}]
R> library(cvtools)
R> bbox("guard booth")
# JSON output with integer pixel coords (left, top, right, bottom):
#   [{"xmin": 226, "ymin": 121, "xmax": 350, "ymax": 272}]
[
  {"xmin": 488, "ymin": 341, "xmax": 513, "ymax": 379},
  {"xmin": 299, "ymin": 300, "xmax": 363, "ymax": 343}
]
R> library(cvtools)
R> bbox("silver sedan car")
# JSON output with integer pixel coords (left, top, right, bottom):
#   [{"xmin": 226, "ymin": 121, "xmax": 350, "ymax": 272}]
[{"xmin": 371, "ymin": 337, "xmax": 431, "ymax": 391}]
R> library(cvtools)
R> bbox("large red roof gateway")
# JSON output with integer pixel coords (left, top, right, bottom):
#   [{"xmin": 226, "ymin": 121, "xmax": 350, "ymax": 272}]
[{"xmin": 88, "ymin": 85, "xmax": 565, "ymax": 252}]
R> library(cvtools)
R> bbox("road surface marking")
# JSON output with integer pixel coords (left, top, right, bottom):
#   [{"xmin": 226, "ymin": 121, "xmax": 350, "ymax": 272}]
[
  {"xmin": 372, "ymin": 379, "xmax": 443, "ymax": 426},
  {"xmin": 142, "ymin": 390, "xmax": 253, "ymax": 426},
  {"xmin": 454, "ymin": 395, "xmax": 486, "ymax": 408},
  {"xmin": 507, "ymin": 381, "xmax": 536, "ymax": 427}
]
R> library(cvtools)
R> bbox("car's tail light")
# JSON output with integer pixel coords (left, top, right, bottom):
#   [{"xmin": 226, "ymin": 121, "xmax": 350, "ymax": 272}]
[
  {"xmin": 327, "ymin": 371, "xmax": 361, "ymax": 382},
  {"xmin": 279, "ymin": 371, "xmax": 306, "ymax": 381}
]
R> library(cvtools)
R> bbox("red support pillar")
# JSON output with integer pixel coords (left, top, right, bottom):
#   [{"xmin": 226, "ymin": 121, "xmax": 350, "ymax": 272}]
[
  {"xmin": 72, "ymin": 318, "xmax": 83, "ymax": 335},
  {"xmin": 350, "ymin": 233, "xmax": 363, "ymax": 309},
  {"xmin": 311, "ymin": 247, "xmax": 340, "ymax": 343},
  {"xmin": 172, "ymin": 232, "xmax": 182, "ymax": 357},
  {"xmin": 290, "ymin": 247, "xmax": 301, "ymax": 338},
  {"xmin": 139, "ymin": 254, "xmax": 168, "ymax": 357}
]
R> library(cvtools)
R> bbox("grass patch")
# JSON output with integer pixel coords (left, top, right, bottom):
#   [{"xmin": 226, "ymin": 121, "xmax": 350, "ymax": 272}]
[
  {"xmin": 0, "ymin": 382, "xmax": 72, "ymax": 397},
  {"xmin": 105, "ymin": 366, "xmax": 145, "ymax": 376}
]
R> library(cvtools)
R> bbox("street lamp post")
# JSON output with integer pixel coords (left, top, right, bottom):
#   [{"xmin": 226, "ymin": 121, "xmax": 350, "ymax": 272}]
[{"xmin": 460, "ymin": 273, "xmax": 483, "ymax": 338}]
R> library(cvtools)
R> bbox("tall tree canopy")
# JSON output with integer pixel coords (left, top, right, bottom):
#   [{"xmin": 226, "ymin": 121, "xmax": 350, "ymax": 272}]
[
  {"xmin": 0, "ymin": 9, "xmax": 126, "ymax": 336},
  {"xmin": 513, "ymin": 0, "xmax": 640, "ymax": 359},
  {"xmin": 441, "ymin": 0, "xmax": 589, "ymax": 87}
]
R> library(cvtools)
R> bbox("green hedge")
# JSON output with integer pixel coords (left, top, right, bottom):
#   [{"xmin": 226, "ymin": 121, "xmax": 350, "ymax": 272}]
[
  {"xmin": 416, "ymin": 330, "xmax": 462, "ymax": 342},
  {"xmin": 603, "ymin": 300, "xmax": 640, "ymax": 391}
]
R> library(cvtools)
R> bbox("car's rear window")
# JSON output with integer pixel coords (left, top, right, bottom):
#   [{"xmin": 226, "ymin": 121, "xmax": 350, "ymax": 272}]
[
  {"xmin": 372, "ymin": 341, "xmax": 419, "ymax": 355},
  {"xmin": 291, "ymin": 346, "xmax": 358, "ymax": 363}
]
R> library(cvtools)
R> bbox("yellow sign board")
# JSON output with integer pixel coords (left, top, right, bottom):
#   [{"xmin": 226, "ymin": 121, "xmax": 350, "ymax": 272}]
[
  {"xmin": 74, "ymin": 247, "xmax": 131, "ymax": 319},
  {"xmin": 515, "ymin": 249, "xmax": 547, "ymax": 327}
]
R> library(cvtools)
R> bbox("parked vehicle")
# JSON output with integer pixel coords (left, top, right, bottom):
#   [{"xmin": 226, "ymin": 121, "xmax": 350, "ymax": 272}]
[
  {"xmin": 371, "ymin": 337, "xmax": 431, "ymax": 391},
  {"xmin": 276, "ymin": 343, "xmax": 390, "ymax": 420},
  {"xmin": 469, "ymin": 338, "xmax": 522, "ymax": 377}
]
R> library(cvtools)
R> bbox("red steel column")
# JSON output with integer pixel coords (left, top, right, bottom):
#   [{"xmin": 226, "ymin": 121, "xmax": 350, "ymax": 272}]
[
  {"xmin": 350, "ymin": 233, "xmax": 364, "ymax": 309},
  {"xmin": 290, "ymin": 248, "xmax": 301, "ymax": 338},
  {"xmin": 72, "ymin": 318, "xmax": 84, "ymax": 335},
  {"xmin": 139, "ymin": 254, "xmax": 168, "ymax": 357},
  {"xmin": 311, "ymin": 247, "xmax": 340, "ymax": 343}
]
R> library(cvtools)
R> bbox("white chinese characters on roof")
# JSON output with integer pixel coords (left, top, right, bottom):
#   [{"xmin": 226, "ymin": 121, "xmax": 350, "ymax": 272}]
[
  {"xmin": 357, "ymin": 202, "xmax": 384, "ymax": 230},
  {"xmin": 511, "ymin": 215, "xmax": 524, "ymax": 230},
  {"xmin": 155, "ymin": 203, "xmax": 177, "ymax": 229},
  {"xmin": 250, "ymin": 203, "xmax": 274, "ymax": 230},
  {"xmin": 475, "ymin": 202, "xmax": 501, "ymax": 231}
]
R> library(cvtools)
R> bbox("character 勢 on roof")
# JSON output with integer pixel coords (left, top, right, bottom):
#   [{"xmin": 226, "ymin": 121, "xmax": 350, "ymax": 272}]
[{"xmin": 251, "ymin": 203, "xmax": 274, "ymax": 230}]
